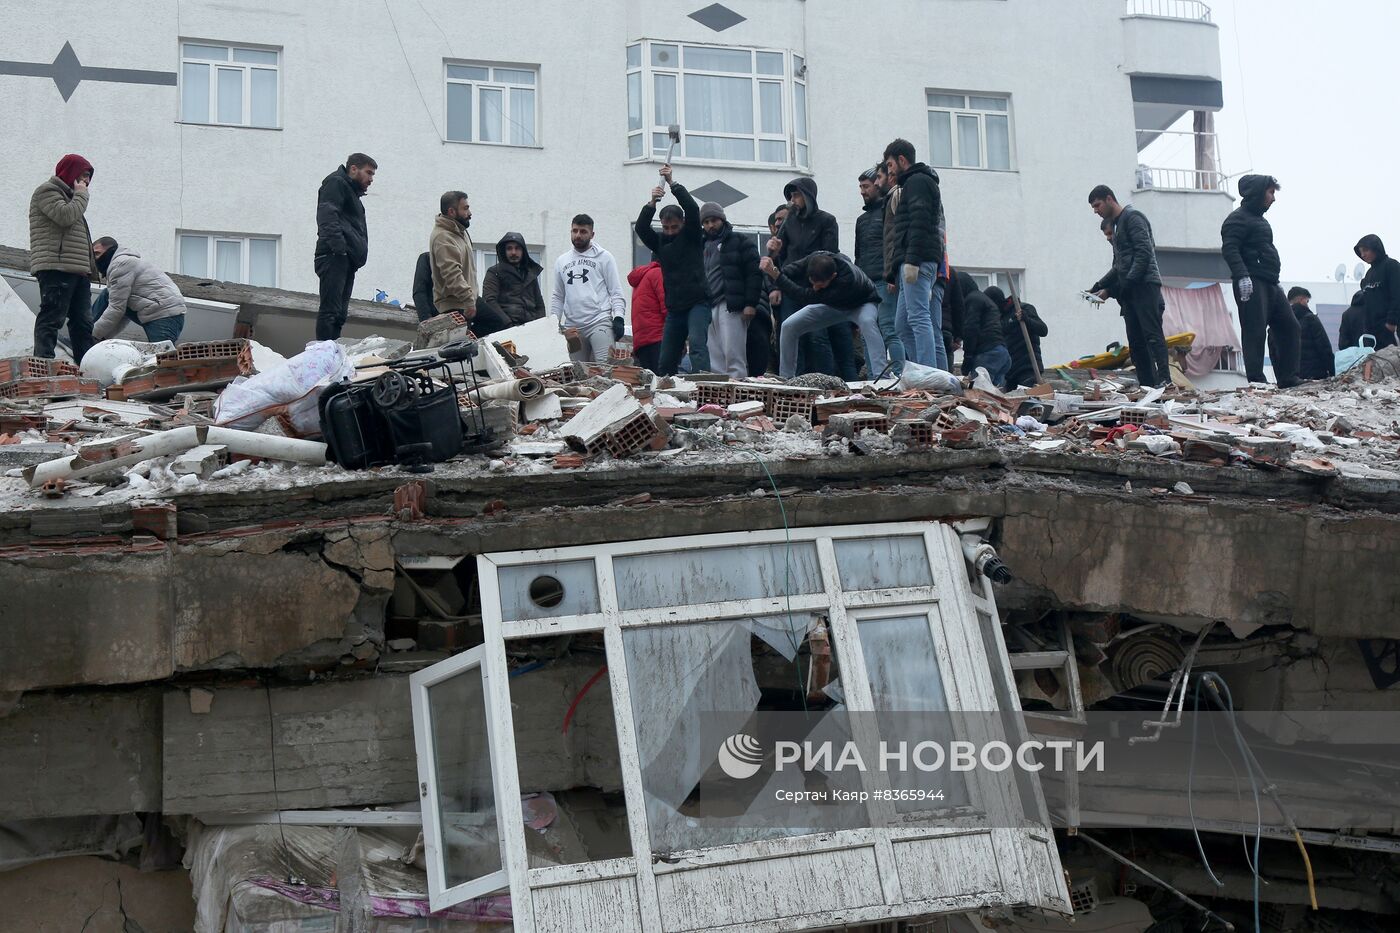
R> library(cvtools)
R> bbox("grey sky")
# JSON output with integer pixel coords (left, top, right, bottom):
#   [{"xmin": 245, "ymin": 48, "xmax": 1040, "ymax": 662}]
[{"xmin": 1211, "ymin": 0, "xmax": 1399, "ymax": 284}]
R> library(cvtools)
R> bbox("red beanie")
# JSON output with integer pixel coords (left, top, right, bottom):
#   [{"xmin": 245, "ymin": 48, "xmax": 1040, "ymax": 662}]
[{"xmin": 54, "ymin": 154, "xmax": 94, "ymax": 187}]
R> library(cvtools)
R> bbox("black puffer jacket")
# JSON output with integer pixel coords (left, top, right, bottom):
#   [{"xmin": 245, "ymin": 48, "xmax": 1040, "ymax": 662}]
[
  {"xmin": 1355, "ymin": 234, "xmax": 1400, "ymax": 330},
  {"xmin": 315, "ymin": 165, "xmax": 369, "ymax": 269},
  {"xmin": 635, "ymin": 182, "xmax": 707, "ymax": 313},
  {"xmin": 854, "ymin": 197, "xmax": 886, "ymax": 283},
  {"xmin": 1293, "ymin": 303, "xmax": 1335, "ymax": 380},
  {"xmin": 775, "ymin": 177, "xmax": 839, "ymax": 266},
  {"xmin": 775, "ymin": 252, "xmax": 879, "ymax": 311},
  {"xmin": 481, "ymin": 232, "xmax": 545, "ymax": 327},
  {"xmin": 706, "ymin": 223, "xmax": 763, "ymax": 314},
  {"xmin": 412, "ymin": 252, "xmax": 438, "ymax": 322},
  {"xmin": 943, "ymin": 266, "xmax": 965, "ymax": 345},
  {"xmin": 1221, "ymin": 174, "xmax": 1281, "ymax": 284},
  {"xmin": 988, "ymin": 286, "xmax": 1047, "ymax": 386},
  {"xmin": 959, "ymin": 272, "xmax": 1004, "ymax": 363},
  {"xmin": 1338, "ymin": 293, "xmax": 1367, "ymax": 350},
  {"xmin": 888, "ymin": 163, "xmax": 945, "ymax": 276}
]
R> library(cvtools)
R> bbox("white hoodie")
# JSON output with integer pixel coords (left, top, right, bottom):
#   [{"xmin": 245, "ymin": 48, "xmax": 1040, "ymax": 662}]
[{"xmin": 549, "ymin": 244, "xmax": 625, "ymax": 330}]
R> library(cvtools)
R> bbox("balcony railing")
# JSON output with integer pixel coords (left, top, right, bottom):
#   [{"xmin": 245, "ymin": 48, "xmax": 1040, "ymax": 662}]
[
  {"xmin": 1134, "ymin": 166, "xmax": 1227, "ymax": 193},
  {"xmin": 1125, "ymin": 0, "xmax": 1213, "ymax": 22}
]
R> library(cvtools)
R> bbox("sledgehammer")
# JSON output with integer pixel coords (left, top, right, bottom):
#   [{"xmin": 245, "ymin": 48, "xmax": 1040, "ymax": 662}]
[{"xmin": 662, "ymin": 124, "xmax": 681, "ymax": 165}]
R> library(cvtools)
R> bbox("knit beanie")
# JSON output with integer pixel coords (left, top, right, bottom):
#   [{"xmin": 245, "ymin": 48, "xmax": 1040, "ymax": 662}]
[{"xmin": 699, "ymin": 202, "xmax": 726, "ymax": 223}]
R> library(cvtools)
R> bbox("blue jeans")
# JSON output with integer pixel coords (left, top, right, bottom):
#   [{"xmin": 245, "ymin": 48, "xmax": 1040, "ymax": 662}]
[
  {"xmin": 658, "ymin": 302, "xmax": 712, "ymax": 376},
  {"xmin": 972, "ymin": 345, "xmax": 1012, "ymax": 387},
  {"xmin": 876, "ymin": 285, "xmax": 905, "ymax": 377},
  {"xmin": 896, "ymin": 263, "xmax": 945, "ymax": 369},
  {"xmin": 780, "ymin": 302, "xmax": 886, "ymax": 380},
  {"xmin": 93, "ymin": 290, "xmax": 185, "ymax": 343}
]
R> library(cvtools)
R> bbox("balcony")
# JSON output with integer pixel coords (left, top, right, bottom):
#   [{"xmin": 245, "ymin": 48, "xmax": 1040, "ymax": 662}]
[
  {"xmin": 1123, "ymin": 0, "xmax": 1223, "ymax": 137},
  {"xmin": 1126, "ymin": 0, "xmax": 1212, "ymax": 21}
]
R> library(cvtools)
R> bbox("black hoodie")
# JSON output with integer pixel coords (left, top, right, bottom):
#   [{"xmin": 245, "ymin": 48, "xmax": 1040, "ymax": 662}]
[
  {"xmin": 1292, "ymin": 301, "xmax": 1335, "ymax": 380},
  {"xmin": 481, "ymin": 232, "xmax": 545, "ymax": 327},
  {"xmin": 959, "ymin": 272, "xmax": 1004, "ymax": 363},
  {"xmin": 988, "ymin": 286, "xmax": 1047, "ymax": 386},
  {"xmin": 1338, "ymin": 291, "xmax": 1368, "ymax": 350},
  {"xmin": 1221, "ymin": 174, "xmax": 1281, "ymax": 284},
  {"xmin": 889, "ymin": 163, "xmax": 945, "ymax": 274},
  {"xmin": 774, "ymin": 177, "xmax": 839, "ymax": 267},
  {"xmin": 1355, "ymin": 234, "xmax": 1400, "ymax": 330}
]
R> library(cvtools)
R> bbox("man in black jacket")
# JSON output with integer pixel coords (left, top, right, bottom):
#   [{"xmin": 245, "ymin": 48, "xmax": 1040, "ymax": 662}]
[
  {"xmin": 314, "ymin": 153, "xmax": 376, "ymax": 340},
  {"xmin": 1338, "ymin": 291, "xmax": 1367, "ymax": 351},
  {"xmin": 857, "ymin": 166, "xmax": 903, "ymax": 377},
  {"xmin": 478, "ymin": 232, "xmax": 545, "ymax": 336},
  {"xmin": 761, "ymin": 252, "xmax": 885, "ymax": 380},
  {"xmin": 411, "ymin": 252, "xmax": 437, "ymax": 322},
  {"xmin": 1355, "ymin": 234, "xmax": 1400, "ymax": 349},
  {"xmin": 699, "ymin": 202, "xmax": 762, "ymax": 379},
  {"xmin": 987, "ymin": 286, "xmax": 1047, "ymax": 390},
  {"xmin": 957, "ymin": 272, "xmax": 1008, "ymax": 384},
  {"xmin": 637, "ymin": 165, "xmax": 710, "ymax": 375},
  {"xmin": 884, "ymin": 138, "xmax": 948, "ymax": 371},
  {"xmin": 1089, "ymin": 185, "xmax": 1170, "ymax": 388},
  {"xmin": 1221, "ymin": 175, "xmax": 1300, "ymax": 387},
  {"xmin": 1287, "ymin": 287, "xmax": 1334, "ymax": 380},
  {"xmin": 768, "ymin": 177, "xmax": 852, "ymax": 377}
]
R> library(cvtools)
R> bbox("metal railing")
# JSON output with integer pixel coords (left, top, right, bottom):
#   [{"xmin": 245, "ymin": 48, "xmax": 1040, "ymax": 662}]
[
  {"xmin": 1134, "ymin": 166, "xmax": 1228, "ymax": 192},
  {"xmin": 1125, "ymin": 0, "xmax": 1213, "ymax": 22}
]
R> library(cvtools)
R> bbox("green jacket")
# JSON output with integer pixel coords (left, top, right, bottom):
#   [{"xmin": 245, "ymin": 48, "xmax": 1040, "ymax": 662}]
[{"xmin": 29, "ymin": 176, "xmax": 96, "ymax": 277}]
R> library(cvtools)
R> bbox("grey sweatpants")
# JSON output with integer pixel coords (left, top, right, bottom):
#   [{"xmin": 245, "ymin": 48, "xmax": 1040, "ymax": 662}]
[
  {"xmin": 706, "ymin": 300, "xmax": 750, "ymax": 380},
  {"xmin": 569, "ymin": 318, "xmax": 614, "ymax": 364}
]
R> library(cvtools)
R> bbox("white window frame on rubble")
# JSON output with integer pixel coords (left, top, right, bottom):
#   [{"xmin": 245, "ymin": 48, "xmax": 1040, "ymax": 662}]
[{"xmin": 411, "ymin": 523, "xmax": 1070, "ymax": 929}]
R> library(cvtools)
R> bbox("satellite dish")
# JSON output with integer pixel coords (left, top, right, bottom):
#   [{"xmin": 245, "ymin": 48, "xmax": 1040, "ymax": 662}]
[
  {"xmin": 1355, "ymin": 262, "xmax": 1367, "ymax": 281},
  {"xmin": 1335, "ymin": 264, "xmax": 1346, "ymax": 282}
]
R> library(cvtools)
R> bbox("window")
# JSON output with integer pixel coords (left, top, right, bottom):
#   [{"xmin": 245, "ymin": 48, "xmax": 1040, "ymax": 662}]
[
  {"xmin": 926, "ymin": 92, "xmax": 1012, "ymax": 171},
  {"xmin": 445, "ymin": 63, "xmax": 538, "ymax": 146},
  {"xmin": 180, "ymin": 42, "xmax": 279, "ymax": 128},
  {"xmin": 178, "ymin": 233, "xmax": 279, "ymax": 287},
  {"xmin": 965, "ymin": 271, "xmax": 1022, "ymax": 294},
  {"xmin": 626, "ymin": 41, "xmax": 808, "ymax": 168}
]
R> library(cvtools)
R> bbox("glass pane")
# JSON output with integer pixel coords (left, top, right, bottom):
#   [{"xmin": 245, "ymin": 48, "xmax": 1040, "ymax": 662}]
[
  {"xmin": 509, "ymin": 87, "xmax": 536, "ymax": 145},
  {"xmin": 684, "ymin": 46, "xmax": 751, "ymax": 73},
  {"xmin": 793, "ymin": 55, "xmax": 804, "ymax": 75},
  {"xmin": 927, "ymin": 92, "xmax": 965, "ymax": 109},
  {"xmin": 986, "ymin": 114, "xmax": 1011, "ymax": 170},
  {"xmin": 626, "ymin": 44, "xmax": 641, "ymax": 69},
  {"xmin": 653, "ymin": 132, "xmax": 670, "ymax": 154},
  {"xmin": 759, "ymin": 139, "xmax": 787, "ymax": 163},
  {"xmin": 654, "ymin": 73, "xmax": 677, "ymax": 126},
  {"xmin": 758, "ymin": 81, "xmax": 782, "ymax": 134},
  {"xmin": 614, "ymin": 542, "xmax": 821, "ymax": 611},
  {"xmin": 685, "ymin": 135, "xmax": 753, "ymax": 161},
  {"xmin": 756, "ymin": 51, "xmax": 784, "ymax": 75},
  {"xmin": 797, "ymin": 142, "xmax": 809, "ymax": 167},
  {"xmin": 793, "ymin": 82, "xmax": 807, "ymax": 140},
  {"xmin": 493, "ymin": 67, "xmax": 535, "ymax": 85},
  {"xmin": 835, "ymin": 537, "xmax": 933, "ymax": 590},
  {"xmin": 447, "ymin": 64, "xmax": 490, "ymax": 81},
  {"xmin": 684, "ymin": 74, "xmax": 753, "ymax": 133},
  {"xmin": 626, "ymin": 72, "xmax": 642, "ymax": 131},
  {"xmin": 651, "ymin": 43, "xmax": 677, "ymax": 67},
  {"xmin": 248, "ymin": 239, "xmax": 277, "ymax": 287},
  {"xmin": 957, "ymin": 114, "xmax": 981, "ymax": 168},
  {"xmin": 480, "ymin": 87, "xmax": 504, "ymax": 142},
  {"xmin": 178, "ymin": 236, "xmax": 208, "ymax": 277},
  {"xmin": 428, "ymin": 665, "xmax": 502, "ymax": 888},
  {"xmin": 183, "ymin": 44, "xmax": 229, "ymax": 61},
  {"xmin": 928, "ymin": 110, "xmax": 953, "ymax": 167},
  {"xmin": 628, "ymin": 133, "xmax": 644, "ymax": 159},
  {"xmin": 214, "ymin": 240, "xmax": 242, "ymax": 282},
  {"xmin": 447, "ymin": 81, "xmax": 473, "ymax": 141},
  {"xmin": 232, "ymin": 47, "xmax": 278, "ymax": 65},
  {"xmin": 497, "ymin": 560, "xmax": 600, "ymax": 621},
  {"xmin": 180, "ymin": 62, "xmax": 210, "ymax": 123},
  {"xmin": 250, "ymin": 68, "xmax": 276, "ymax": 127},
  {"xmin": 216, "ymin": 67, "xmax": 243, "ymax": 123},
  {"xmin": 969, "ymin": 95, "xmax": 1007, "ymax": 112}
]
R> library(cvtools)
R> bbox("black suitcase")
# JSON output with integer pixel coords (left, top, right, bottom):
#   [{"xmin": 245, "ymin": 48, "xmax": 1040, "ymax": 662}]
[{"xmin": 318, "ymin": 381, "xmax": 395, "ymax": 469}]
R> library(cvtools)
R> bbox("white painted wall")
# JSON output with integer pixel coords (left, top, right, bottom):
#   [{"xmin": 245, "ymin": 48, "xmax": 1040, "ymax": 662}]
[{"xmin": 0, "ymin": 0, "xmax": 1225, "ymax": 364}]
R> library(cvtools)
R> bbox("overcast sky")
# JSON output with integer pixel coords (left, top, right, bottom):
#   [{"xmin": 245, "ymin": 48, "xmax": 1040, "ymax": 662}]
[{"xmin": 1209, "ymin": 0, "xmax": 1398, "ymax": 285}]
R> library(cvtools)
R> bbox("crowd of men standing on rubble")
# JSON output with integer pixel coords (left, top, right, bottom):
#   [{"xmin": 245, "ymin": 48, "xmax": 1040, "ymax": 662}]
[{"xmin": 24, "ymin": 144, "xmax": 1400, "ymax": 390}]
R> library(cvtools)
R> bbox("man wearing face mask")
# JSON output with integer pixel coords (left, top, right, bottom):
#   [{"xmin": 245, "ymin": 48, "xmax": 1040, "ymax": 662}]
[
  {"xmin": 29, "ymin": 153, "xmax": 97, "ymax": 361},
  {"xmin": 314, "ymin": 153, "xmax": 376, "ymax": 341},
  {"xmin": 1221, "ymin": 174, "xmax": 1300, "ymax": 387},
  {"xmin": 90, "ymin": 237, "xmax": 186, "ymax": 344},
  {"xmin": 429, "ymin": 190, "xmax": 477, "ymax": 321}
]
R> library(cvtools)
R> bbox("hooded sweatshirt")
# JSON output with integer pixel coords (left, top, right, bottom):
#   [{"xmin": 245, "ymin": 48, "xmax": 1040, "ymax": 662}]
[
  {"xmin": 774, "ymin": 177, "xmax": 839, "ymax": 267},
  {"xmin": 1221, "ymin": 175, "xmax": 1282, "ymax": 284},
  {"xmin": 959, "ymin": 272, "xmax": 1004, "ymax": 362},
  {"xmin": 92, "ymin": 247, "xmax": 186, "ymax": 341},
  {"xmin": 1355, "ymin": 234, "xmax": 1400, "ymax": 331},
  {"xmin": 988, "ymin": 286, "xmax": 1047, "ymax": 385},
  {"xmin": 627, "ymin": 261, "xmax": 666, "ymax": 348},
  {"xmin": 1338, "ymin": 291, "xmax": 1368, "ymax": 351},
  {"xmin": 549, "ymin": 243, "xmax": 626, "ymax": 330},
  {"xmin": 481, "ymin": 232, "xmax": 545, "ymax": 327},
  {"xmin": 1291, "ymin": 301, "xmax": 1335, "ymax": 380},
  {"xmin": 29, "ymin": 154, "xmax": 96, "ymax": 277}
]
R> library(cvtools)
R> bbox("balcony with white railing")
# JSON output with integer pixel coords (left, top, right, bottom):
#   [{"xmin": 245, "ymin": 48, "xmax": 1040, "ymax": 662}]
[
  {"xmin": 1126, "ymin": 0, "xmax": 1212, "ymax": 22},
  {"xmin": 1123, "ymin": 0, "xmax": 1222, "ymax": 82},
  {"xmin": 1131, "ymin": 125, "xmax": 1234, "ymax": 251}
]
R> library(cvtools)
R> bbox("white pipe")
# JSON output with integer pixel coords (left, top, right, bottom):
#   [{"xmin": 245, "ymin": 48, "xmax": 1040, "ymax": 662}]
[
  {"xmin": 26, "ymin": 425, "xmax": 204, "ymax": 487},
  {"xmin": 204, "ymin": 426, "xmax": 327, "ymax": 465},
  {"xmin": 470, "ymin": 377, "xmax": 544, "ymax": 402}
]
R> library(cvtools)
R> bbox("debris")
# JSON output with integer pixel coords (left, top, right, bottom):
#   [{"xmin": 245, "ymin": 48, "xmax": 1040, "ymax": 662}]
[{"xmin": 1172, "ymin": 482, "xmax": 1194, "ymax": 495}]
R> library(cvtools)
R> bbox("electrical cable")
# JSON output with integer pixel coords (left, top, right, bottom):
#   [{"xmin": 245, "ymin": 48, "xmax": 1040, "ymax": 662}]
[
  {"xmin": 1199, "ymin": 673, "xmax": 1263, "ymax": 933},
  {"xmin": 383, "ymin": 0, "xmax": 443, "ymax": 136},
  {"xmin": 263, "ymin": 681, "xmax": 297, "ymax": 884}
]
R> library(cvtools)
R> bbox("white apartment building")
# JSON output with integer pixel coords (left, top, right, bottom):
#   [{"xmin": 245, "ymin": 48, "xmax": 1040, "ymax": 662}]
[{"xmin": 0, "ymin": 0, "xmax": 1230, "ymax": 364}]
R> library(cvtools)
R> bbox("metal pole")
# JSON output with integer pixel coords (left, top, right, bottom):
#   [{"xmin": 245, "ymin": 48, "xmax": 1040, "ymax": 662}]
[
  {"xmin": 1004, "ymin": 272, "xmax": 1044, "ymax": 385},
  {"xmin": 1074, "ymin": 829, "xmax": 1235, "ymax": 931}
]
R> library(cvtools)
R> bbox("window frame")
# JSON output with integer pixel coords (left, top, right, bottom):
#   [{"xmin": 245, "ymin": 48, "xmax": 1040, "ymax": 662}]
[
  {"xmin": 177, "ymin": 40, "xmax": 281, "ymax": 129},
  {"xmin": 965, "ymin": 270, "xmax": 1023, "ymax": 295},
  {"xmin": 626, "ymin": 39, "xmax": 809, "ymax": 170},
  {"xmin": 926, "ymin": 91, "xmax": 1014, "ymax": 172},
  {"xmin": 443, "ymin": 61, "xmax": 541, "ymax": 148},
  {"xmin": 176, "ymin": 231, "xmax": 280, "ymax": 287}
]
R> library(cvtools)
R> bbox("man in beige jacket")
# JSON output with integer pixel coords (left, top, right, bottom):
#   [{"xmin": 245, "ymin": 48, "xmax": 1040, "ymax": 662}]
[
  {"xmin": 29, "ymin": 153, "xmax": 98, "ymax": 361},
  {"xmin": 429, "ymin": 190, "xmax": 476, "ymax": 320}
]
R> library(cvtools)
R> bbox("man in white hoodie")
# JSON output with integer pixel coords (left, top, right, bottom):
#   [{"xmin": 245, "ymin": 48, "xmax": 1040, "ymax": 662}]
[{"xmin": 549, "ymin": 214, "xmax": 626, "ymax": 363}]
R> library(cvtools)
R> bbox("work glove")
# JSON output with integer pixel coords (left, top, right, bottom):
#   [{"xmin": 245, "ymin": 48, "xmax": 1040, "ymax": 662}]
[
  {"xmin": 612, "ymin": 316, "xmax": 625, "ymax": 341},
  {"xmin": 1238, "ymin": 277, "xmax": 1254, "ymax": 302},
  {"xmin": 902, "ymin": 263, "xmax": 920, "ymax": 285}
]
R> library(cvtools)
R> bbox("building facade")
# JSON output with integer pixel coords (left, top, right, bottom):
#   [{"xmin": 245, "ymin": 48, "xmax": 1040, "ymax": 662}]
[{"xmin": 0, "ymin": 0, "xmax": 1227, "ymax": 364}]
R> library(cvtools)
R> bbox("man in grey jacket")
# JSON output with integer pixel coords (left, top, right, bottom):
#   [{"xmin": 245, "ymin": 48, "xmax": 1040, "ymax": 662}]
[
  {"xmin": 90, "ymin": 238, "xmax": 186, "ymax": 343},
  {"xmin": 1088, "ymin": 184, "xmax": 1170, "ymax": 388}
]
